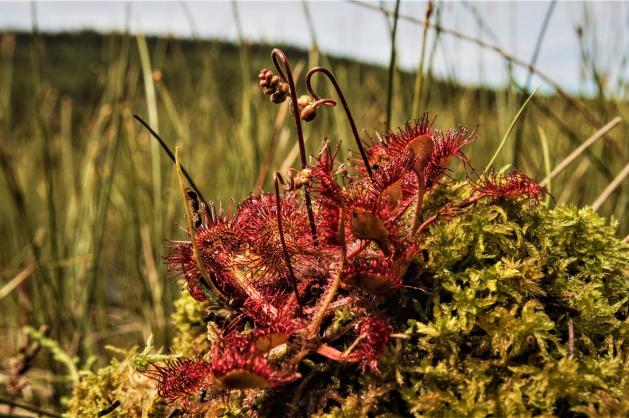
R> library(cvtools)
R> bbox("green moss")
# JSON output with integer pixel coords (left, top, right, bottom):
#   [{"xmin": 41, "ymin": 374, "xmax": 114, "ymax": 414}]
[
  {"xmin": 171, "ymin": 290, "xmax": 212, "ymax": 357},
  {"xmin": 309, "ymin": 189, "xmax": 627, "ymax": 417},
  {"xmin": 65, "ymin": 348, "xmax": 166, "ymax": 417},
  {"xmin": 385, "ymin": 193, "xmax": 628, "ymax": 417}
]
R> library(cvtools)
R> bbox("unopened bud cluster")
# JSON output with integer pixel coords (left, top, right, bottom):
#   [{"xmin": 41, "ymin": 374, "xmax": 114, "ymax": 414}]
[
  {"xmin": 293, "ymin": 95, "xmax": 317, "ymax": 122},
  {"xmin": 258, "ymin": 68, "xmax": 289, "ymax": 104},
  {"xmin": 258, "ymin": 68, "xmax": 318, "ymax": 122}
]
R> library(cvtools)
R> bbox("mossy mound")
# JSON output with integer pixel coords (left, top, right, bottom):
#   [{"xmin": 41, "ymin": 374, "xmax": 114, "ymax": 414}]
[
  {"xmin": 316, "ymin": 190, "xmax": 628, "ymax": 417},
  {"xmin": 65, "ymin": 183, "xmax": 628, "ymax": 417},
  {"xmin": 65, "ymin": 347, "xmax": 167, "ymax": 417}
]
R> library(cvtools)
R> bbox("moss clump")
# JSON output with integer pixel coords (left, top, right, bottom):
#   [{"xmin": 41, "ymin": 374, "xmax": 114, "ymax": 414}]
[
  {"xmin": 300, "ymin": 192, "xmax": 627, "ymax": 417},
  {"xmin": 386, "ymin": 193, "xmax": 628, "ymax": 417},
  {"xmin": 65, "ymin": 348, "xmax": 167, "ymax": 417},
  {"xmin": 171, "ymin": 290, "xmax": 212, "ymax": 357},
  {"xmin": 304, "ymin": 199, "xmax": 627, "ymax": 418}
]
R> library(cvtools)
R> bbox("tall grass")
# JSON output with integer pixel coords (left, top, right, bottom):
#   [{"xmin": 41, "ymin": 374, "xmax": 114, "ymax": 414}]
[{"xmin": 0, "ymin": 5, "xmax": 627, "ymax": 406}]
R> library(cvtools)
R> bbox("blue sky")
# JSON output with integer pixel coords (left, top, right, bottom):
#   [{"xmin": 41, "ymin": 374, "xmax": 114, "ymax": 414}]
[{"xmin": 0, "ymin": 1, "xmax": 627, "ymax": 95}]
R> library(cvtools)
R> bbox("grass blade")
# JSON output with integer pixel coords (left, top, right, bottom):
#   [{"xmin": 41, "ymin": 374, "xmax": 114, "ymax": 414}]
[
  {"xmin": 591, "ymin": 162, "xmax": 629, "ymax": 211},
  {"xmin": 540, "ymin": 116, "xmax": 622, "ymax": 186},
  {"xmin": 412, "ymin": 1, "xmax": 433, "ymax": 117},
  {"xmin": 385, "ymin": 0, "xmax": 401, "ymax": 130},
  {"xmin": 537, "ymin": 126, "xmax": 553, "ymax": 207},
  {"xmin": 136, "ymin": 32, "xmax": 162, "ymax": 252},
  {"xmin": 484, "ymin": 87, "xmax": 539, "ymax": 172}
]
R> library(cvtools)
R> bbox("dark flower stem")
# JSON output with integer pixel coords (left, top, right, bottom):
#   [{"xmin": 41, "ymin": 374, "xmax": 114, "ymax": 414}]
[
  {"xmin": 306, "ymin": 67, "xmax": 374, "ymax": 181},
  {"xmin": 271, "ymin": 49, "xmax": 318, "ymax": 246},
  {"xmin": 274, "ymin": 172, "xmax": 303, "ymax": 314},
  {"xmin": 98, "ymin": 400, "xmax": 121, "ymax": 417}
]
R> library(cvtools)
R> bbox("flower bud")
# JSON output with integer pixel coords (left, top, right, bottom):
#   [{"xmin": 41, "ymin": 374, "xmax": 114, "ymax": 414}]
[
  {"xmin": 258, "ymin": 68, "xmax": 271, "ymax": 80},
  {"xmin": 300, "ymin": 105, "xmax": 317, "ymax": 122},
  {"xmin": 269, "ymin": 75, "xmax": 281, "ymax": 87},
  {"xmin": 271, "ymin": 91, "xmax": 287, "ymax": 104},
  {"xmin": 263, "ymin": 86, "xmax": 276, "ymax": 96},
  {"xmin": 278, "ymin": 83, "xmax": 289, "ymax": 95},
  {"xmin": 297, "ymin": 95, "xmax": 313, "ymax": 109}
]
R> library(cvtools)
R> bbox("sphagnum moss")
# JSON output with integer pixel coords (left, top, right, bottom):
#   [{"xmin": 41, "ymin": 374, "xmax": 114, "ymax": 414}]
[{"xmin": 64, "ymin": 49, "xmax": 628, "ymax": 418}]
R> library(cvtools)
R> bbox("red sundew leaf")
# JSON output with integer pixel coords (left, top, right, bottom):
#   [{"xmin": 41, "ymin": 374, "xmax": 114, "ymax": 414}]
[
  {"xmin": 240, "ymin": 288, "xmax": 307, "ymax": 332},
  {"xmin": 348, "ymin": 207, "xmax": 393, "ymax": 257},
  {"xmin": 347, "ymin": 317, "xmax": 392, "ymax": 372},
  {"xmin": 381, "ymin": 113, "xmax": 434, "ymax": 158},
  {"xmin": 194, "ymin": 219, "xmax": 242, "ymax": 256},
  {"xmin": 233, "ymin": 192, "xmax": 316, "ymax": 287},
  {"xmin": 344, "ymin": 181, "xmax": 412, "ymax": 257},
  {"xmin": 166, "ymin": 242, "xmax": 207, "ymax": 301},
  {"xmin": 166, "ymin": 208, "xmax": 247, "ymax": 302},
  {"xmin": 211, "ymin": 334, "xmax": 299, "ymax": 390},
  {"xmin": 368, "ymin": 152, "xmax": 416, "ymax": 211},
  {"xmin": 251, "ymin": 318, "xmax": 303, "ymax": 352},
  {"xmin": 342, "ymin": 256, "xmax": 402, "ymax": 295},
  {"xmin": 360, "ymin": 141, "xmax": 390, "ymax": 174},
  {"xmin": 470, "ymin": 169, "xmax": 549, "ymax": 202},
  {"xmin": 144, "ymin": 358, "xmax": 211, "ymax": 402},
  {"xmin": 309, "ymin": 144, "xmax": 347, "ymax": 247},
  {"xmin": 360, "ymin": 116, "xmax": 476, "ymax": 192},
  {"xmin": 425, "ymin": 126, "xmax": 477, "ymax": 187}
]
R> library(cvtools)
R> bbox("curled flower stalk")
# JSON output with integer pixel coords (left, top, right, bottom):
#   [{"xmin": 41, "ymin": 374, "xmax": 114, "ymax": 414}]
[
  {"xmin": 306, "ymin": 66, "xmax": 374, "ymax": 181},
  {"xmin": 270, "ymin": 49, "xmax": 318, "ymax": 246}
]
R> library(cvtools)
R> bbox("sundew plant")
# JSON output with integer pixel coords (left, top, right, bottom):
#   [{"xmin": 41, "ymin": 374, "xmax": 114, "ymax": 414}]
[{"xmin": 63, "ymin": 49, "xmax": 628, "ymax": 417}]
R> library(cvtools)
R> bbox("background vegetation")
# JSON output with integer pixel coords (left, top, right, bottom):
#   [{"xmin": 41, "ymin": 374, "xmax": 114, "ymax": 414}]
[{"xmin": 0, "ymin": 2, "xmax": 627, "ymax": 412}]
